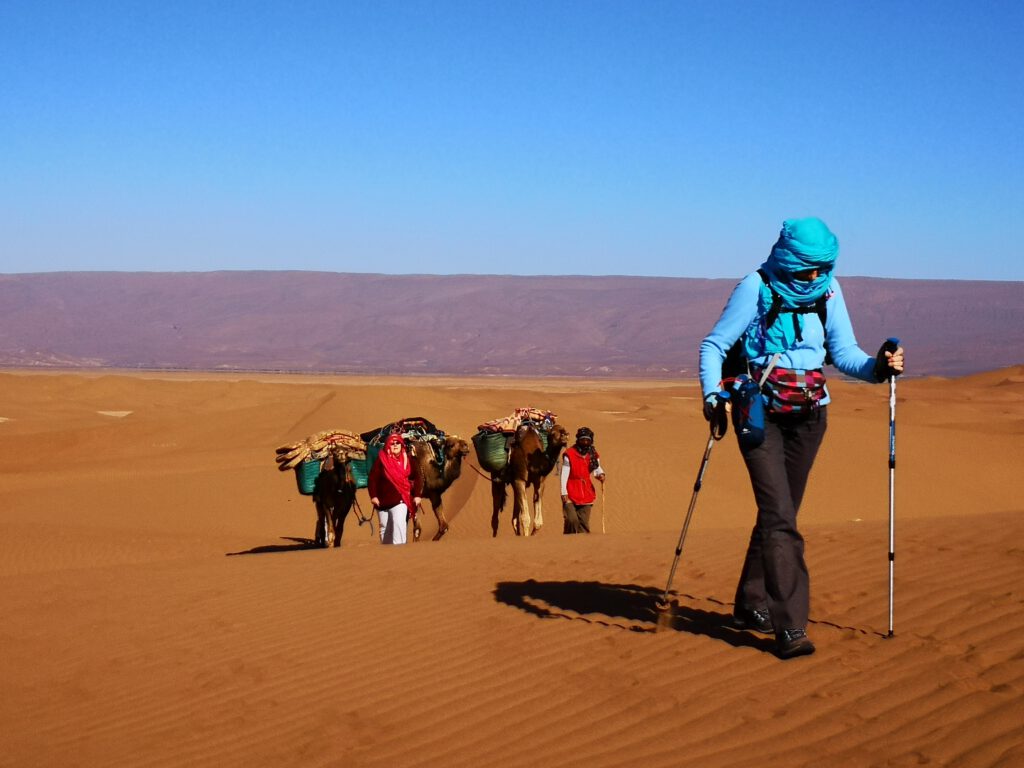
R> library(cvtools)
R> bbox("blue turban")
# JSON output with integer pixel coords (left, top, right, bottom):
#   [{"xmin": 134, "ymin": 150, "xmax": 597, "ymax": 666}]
[
  {"xmin": 753, "ymin": 217, "xmax": 839, "ymax": 354},
  {"xmin": 760, "ymin": 217, "xmax": 838, "ymax": 307}
]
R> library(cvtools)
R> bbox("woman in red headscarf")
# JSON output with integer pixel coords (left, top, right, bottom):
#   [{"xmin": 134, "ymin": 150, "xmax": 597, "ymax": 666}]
[{"xmin": 368, "ymin": 433, "xmax": 423, "ymax": 545}]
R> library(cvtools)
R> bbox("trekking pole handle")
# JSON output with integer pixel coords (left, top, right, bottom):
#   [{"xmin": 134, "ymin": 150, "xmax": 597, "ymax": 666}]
[
  {"xmin": 710, "ymin": 390, "xmax": 730, "ymax": 441},
  {"xmin": 883, "ymin": 337, "xmax": 900, "ymax": 354}
]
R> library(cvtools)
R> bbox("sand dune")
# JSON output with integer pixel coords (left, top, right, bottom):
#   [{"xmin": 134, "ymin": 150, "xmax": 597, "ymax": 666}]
[{"xmin": 1, "ymin": 368, "xmax": 1022, "ymax": 767}]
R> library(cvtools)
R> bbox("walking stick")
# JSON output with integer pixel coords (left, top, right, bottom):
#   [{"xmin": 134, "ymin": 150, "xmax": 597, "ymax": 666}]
[
  {"xmin": 885, "ymin": 338, "xmax": 900, "ymax": 638},
  {"xmin": 656, "ymin": 394, "xmax": 729, "ymax": 627},
  {"xmin": 601, "ymin": 482, "xmax": 606, "ymax": 534}
]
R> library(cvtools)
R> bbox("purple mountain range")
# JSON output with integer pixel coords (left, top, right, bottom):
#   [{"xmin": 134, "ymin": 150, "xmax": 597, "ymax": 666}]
[{"xmin": 1, "ymin": 272, "xmax": 1020, "ymax": 377}]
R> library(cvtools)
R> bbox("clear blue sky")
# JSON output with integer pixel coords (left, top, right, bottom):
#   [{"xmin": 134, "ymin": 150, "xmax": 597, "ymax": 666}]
[{"xmin": 2, "ymin": 1, "xmax": 1021, "ymax": 280}]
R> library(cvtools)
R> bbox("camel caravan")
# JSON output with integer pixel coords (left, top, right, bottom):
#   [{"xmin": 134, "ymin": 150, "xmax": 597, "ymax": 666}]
[{"xmin": 274, "ymin": 408, "xmax": 570, "ymax": 546}]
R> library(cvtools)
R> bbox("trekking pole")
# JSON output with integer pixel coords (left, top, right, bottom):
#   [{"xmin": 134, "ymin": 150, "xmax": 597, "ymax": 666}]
[
  {"xmin": 656, "ymin": 393, "xmax": 729, "ymax": 624},
  {"xmin": 885, "ymin": 337, "xmax": 900, "ymax": 638}
]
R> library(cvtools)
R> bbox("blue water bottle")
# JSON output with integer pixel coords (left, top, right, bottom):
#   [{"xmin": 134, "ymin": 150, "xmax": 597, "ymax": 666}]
[{"xmin": 731, "ymin": 374, "xmax": 766, "ymax": 449}]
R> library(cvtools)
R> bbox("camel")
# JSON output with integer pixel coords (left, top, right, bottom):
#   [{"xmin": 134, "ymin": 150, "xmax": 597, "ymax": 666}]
[
  {"xmin": 409, "ymin": 435, "xmax": 470, "ymax": 541},
  {"xmin": 312, "ymin": 449, "xmax": 357, "ymax": 547},
  {"xmin": 490, "ymin": 423, "xmax": 569, "ymax": 537}
]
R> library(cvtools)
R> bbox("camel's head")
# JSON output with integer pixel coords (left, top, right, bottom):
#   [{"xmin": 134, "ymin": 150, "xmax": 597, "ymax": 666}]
[
  {"xmin": 444, "ymin": 435, "xmax": 471, "ymax": 461},
  {"xmin": 547, "ymin": 423, "xmax": 570, "ymax": 449},
  {"xmin": 324, "ymin": 445, "xmax": 358, "ymax": 474}
]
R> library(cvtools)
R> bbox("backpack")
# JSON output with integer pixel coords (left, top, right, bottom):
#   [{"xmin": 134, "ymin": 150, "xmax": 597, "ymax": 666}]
[{"xmin": 722, "ymin": 269, "xmax": 831, "ymax": 379}]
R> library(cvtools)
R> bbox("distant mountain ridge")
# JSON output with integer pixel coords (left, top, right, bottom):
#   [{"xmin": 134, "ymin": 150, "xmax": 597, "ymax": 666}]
[{"xmin": 1, "ymin": 272, "xmax": 1021, "ymax": 378}]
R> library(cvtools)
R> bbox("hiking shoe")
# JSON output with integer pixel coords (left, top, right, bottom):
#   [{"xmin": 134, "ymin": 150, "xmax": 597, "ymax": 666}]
[
  {"xmin": 732, "ymin": 606, "xmax": 773, "ymax": 634},
  {"xmin": 776, "ymin": 628, "xmax": 816, "ymax": 659}
]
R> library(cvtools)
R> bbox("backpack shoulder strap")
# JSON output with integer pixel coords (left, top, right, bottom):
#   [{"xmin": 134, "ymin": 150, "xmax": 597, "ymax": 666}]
[
  {"xmin": 817, "ymin": 290, "xmax": 831, "ymax": 364},
  {"xmin": 756, "ymin": 269, "xmax": 783, "ymax": 330}
]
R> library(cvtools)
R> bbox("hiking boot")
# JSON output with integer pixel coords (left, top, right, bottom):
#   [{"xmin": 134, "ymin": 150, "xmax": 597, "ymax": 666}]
[
  {"xmin": 732, "ymin": 606, "xmax": 773, "ymax": 634},
  {"xmin": 776, "ymin": 628, "xmax": 816, "ymax": 659}
]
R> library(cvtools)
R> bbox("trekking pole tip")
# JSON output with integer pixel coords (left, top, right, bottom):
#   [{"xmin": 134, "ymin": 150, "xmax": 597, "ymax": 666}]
[{"xmin": 654, "ymin": 596, "xmax": 676, "ymax": 632}]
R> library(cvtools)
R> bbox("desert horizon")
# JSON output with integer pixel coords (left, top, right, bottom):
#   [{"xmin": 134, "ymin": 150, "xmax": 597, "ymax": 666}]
[
  {"xmin": 2, "ymin": 364, "xmax": 1022, "ymax": 767},
  {"xmin": 4, "ymin": 271, "xmax": 1022, "ymax": 378}
]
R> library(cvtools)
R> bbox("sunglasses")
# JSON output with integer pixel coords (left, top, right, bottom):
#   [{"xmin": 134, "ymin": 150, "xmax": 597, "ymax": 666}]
[{"xmin": 792, "ymin": 267, "xmax": 824, "ymax": 282}]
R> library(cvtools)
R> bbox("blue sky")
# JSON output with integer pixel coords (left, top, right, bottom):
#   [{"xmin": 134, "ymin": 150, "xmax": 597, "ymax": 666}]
[{"xmin": 2, "ymin": 1, "xmax": 1021, "ymax": 280}]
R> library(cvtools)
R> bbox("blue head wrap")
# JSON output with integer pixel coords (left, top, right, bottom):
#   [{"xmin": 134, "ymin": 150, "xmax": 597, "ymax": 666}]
[
  {"xmin": 751, "ymin": 217, "xmax": 839, "ymax": 355},
  {"xmin": 760, "ymin": 217, "xmax": 838, "ymax": 306}
]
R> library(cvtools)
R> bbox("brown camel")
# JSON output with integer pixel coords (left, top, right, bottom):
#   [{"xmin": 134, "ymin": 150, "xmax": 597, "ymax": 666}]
[
  {"xmin": 409, "ymin": 435, "xmax": 470, "ymax": 541},
  {"xmin": 313, "ymin": 449, "xmax": 357, "ymax": 547},
  {"xmin": 490, "ymin": 423, "xmax": 569, "ymax": 537}
]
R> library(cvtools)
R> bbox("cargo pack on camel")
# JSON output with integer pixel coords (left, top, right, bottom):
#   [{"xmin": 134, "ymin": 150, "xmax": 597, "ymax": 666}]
[
  {"xmin": 353, "ymin": 416, "xmax": 470, "ymax": 541},
  {"xmin": 472, "ymin": 408, "xmax": 568, "ymax": 538},
  {"xmin": 472, "ymin": 407, "xmax": 559, "ymax": 472},
  {"xmin": 274, "ymin": 429, "xmax": 372, "ymax": 548}
]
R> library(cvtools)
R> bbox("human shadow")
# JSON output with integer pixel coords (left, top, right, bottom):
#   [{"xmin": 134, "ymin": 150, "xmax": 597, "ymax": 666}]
[
  {"xmin": 493, "ymin": 579, "xmax": 774, "ymax": 652},
  {"xmin": 226, "ymin": 537, "xmax": 321, "ymax": 556}
]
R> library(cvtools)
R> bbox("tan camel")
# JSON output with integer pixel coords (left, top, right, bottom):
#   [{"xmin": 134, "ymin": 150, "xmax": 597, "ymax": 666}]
[
  {"xmin": 490, "ymin": 423, "xmax": 569, "ymax": 537},
  {"xmin": 313, "ymin": 449, "xmax": 357, "ymax": 547},
  {"xmin": 409, "ymin": 435, "xmax": 470, "ymax": 541}
]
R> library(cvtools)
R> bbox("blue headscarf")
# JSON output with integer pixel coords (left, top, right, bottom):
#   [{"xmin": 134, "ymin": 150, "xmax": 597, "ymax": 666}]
[{"xmin": 753, "ymin": 217, "xmax": 839, "ymax": 354}]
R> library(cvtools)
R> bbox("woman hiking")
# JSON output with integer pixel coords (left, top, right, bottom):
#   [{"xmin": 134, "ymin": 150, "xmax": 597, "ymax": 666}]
[
  {"xmin": 699, "ymin": 217, "xmax": 904, "ymax": 659},
  {"xmin": 368, "ymin": 433, "xmax": 423, "ymax": 545}
]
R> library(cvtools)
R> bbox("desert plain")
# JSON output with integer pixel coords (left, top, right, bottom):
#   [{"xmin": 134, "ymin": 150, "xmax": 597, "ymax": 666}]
[{"xmin": 1, "ymin": 367, "xmax": 1022, "ymax": 767}]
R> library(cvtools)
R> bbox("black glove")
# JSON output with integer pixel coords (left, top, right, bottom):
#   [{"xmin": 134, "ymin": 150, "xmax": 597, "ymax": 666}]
[
  {"xmin": 874, "ymin": 340, "xmax": 903, "ymax": 382},
  {"xmin": 702, "ymin": 394, "xmax": 718, "ymax": 421},
  {"xmin": 703, "ymin": 393, "xmax": 729, "ymax": 439}
]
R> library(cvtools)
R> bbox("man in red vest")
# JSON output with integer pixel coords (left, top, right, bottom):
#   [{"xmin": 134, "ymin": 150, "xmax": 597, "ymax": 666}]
[{"xmin": 560, "ymin": 427, "xmax": 606, "ymax": 534}]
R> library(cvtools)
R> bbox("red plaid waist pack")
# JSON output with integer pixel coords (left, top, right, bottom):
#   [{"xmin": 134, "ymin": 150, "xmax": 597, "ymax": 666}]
[{"xmin": 752, "ymin": 366, "xmax": 828, "ymax": 414}]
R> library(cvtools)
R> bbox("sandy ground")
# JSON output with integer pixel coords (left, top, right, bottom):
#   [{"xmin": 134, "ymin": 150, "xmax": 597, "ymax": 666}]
[{"xmin": 1, "ymin": 368, "xmax": 1022, "ymax": 767}]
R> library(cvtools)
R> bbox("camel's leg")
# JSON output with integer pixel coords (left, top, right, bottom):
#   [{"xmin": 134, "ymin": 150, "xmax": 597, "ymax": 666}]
[
  {"xmin": 490, "ymin": 479, "xmax": 506, "ymax": 537},
  {"xmin": 513, "ymin": 479, "xmax": 531, "ymax": 537},
  {"xmin": 429, "ymin": 494, "xmax": 449, "ymax": 541},
  {"xmin": 327, "ymin": 507, "xmax": 338, "ymax": 548},
  {"xmin": 324, "ymin": 506, "xmax": 336, "ymax": 548},
  {"xmin": 313, "ymin": 497, "xmax": 327, "ymax": 547},
  {"xmin": 532, "ymin": 481, "xmax": 544, "ymax": 534},
  {"xmin": 332, "ymin": 485, "xmax": 354, "ymax": 548}
]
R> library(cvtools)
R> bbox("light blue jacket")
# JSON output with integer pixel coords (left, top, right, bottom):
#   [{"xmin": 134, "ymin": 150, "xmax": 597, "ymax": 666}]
[{"xmin": 699, "ymin": 272, "xmax": 877, "ymax": 403}]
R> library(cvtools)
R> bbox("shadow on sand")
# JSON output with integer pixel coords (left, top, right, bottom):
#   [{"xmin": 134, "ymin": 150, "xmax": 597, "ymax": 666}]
[
  {"xmin": 493, "ymin": 579, "xmax": 774, "ymax": 652},
  {"xmin": 226, "ymin": 537, "xmax": 321, "ymax": 556}
]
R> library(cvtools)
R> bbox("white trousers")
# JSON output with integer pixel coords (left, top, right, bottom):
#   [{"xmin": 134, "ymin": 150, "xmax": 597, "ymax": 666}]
[{"xmin": 377, "ymin": 502, "xmax": 408, "ymax": 545}]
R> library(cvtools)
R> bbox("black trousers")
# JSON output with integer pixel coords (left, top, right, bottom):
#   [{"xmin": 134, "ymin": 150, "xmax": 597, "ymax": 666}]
[{"xmin": 734, "ymin": 407, "xmax": 828, "ymax": 632}]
